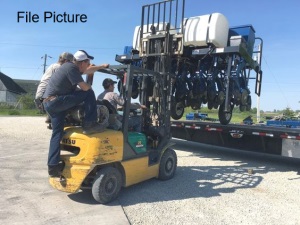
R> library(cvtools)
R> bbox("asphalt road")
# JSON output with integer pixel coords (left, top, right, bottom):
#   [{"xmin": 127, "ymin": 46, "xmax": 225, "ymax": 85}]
[{"xmin": 0, "ymin": 117, "xmax": 299, "ymax": 225}]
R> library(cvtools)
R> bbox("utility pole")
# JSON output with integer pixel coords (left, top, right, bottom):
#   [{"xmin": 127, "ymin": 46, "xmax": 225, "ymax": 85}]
[{"xmin": 41, "ymin": 54, "xmax": 52, "ymax": 74}]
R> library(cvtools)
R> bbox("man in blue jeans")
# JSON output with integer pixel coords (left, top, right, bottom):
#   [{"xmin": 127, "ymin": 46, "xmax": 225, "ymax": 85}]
[{"xmin": 43, "ymin": 50, "xmax": 109, "ymax": 177}]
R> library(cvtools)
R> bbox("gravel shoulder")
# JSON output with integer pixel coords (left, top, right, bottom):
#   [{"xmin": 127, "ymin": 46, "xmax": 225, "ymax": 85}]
[{"xmin": 0, "ymin": 116, "xmax": 299, "ymax": 225}]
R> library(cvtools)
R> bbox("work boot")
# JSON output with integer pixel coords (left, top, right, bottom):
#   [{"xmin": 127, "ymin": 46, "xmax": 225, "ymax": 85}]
[
  {"xmin": 45, "ymin": 114, "xmax": 51, "ymax": 124},
  {"xmin": 83, "ymin": 122, "xmax": 106, "ymax": 135},
  {"xmin": 48, "ymin": 161, "xmax": 65, "ymax": 178}
]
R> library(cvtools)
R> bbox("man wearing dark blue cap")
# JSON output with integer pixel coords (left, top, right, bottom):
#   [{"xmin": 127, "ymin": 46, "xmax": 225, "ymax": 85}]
[
  {"xmin": 97, "ymin": 78, "xmax": 147, "ymax": 131},
  {"xmin": 43, "ymin": 50, "xmax": 109, "ymax": 177}
]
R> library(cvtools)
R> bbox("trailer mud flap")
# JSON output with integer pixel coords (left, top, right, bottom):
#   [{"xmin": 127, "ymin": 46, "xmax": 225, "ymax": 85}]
[{"xmin": 282, "ymin": 139, "xmax": 300, "ymax": 159}]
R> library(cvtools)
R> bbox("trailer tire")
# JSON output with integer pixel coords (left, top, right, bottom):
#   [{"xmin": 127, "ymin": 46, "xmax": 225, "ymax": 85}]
[
  {"xmin": 171, "ymin": 100, "xmax": 184, "ymax": 120},
  {"xmin": 218, "ymin": 101, "xmax": 234, "ymax": 125},
  {"xmin": 92, "ymin": 167, "xmax": 122, "ymax": 204},
  {"xmin": 158, "ymin": 148, "xmax": 177, "ymax": 180},
  {"xmin": 246, "ymin": 95, "xmax": 252, "ymax": 111}
]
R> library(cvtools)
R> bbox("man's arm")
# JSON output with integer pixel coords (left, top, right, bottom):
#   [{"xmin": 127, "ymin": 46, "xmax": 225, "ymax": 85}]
[
  {"xmin": 35, "ymin": 64, "xmax": 59, "ymax": 99},
  {"xmin": 77, "ymin": 81, "xmax": 91, "ymax": 91},
  {"xmin": 112, "ymin": 93, "xmax": 125, "ymax": 106},
  {"xmin": 130, "ymin": 103, "xmax": 147, "ymax": 110},
  {"xmin": 84, "ymin": 64, "xmax": 109, "ymax": 74},
  {"xmin": 113, "ymin": 94, "xmax": 146, "ymax": 110}
]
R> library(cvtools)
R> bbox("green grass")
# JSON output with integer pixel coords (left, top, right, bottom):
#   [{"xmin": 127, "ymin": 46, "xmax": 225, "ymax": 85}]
[
  {"xmin": 183, "ymin": 111, "xmax": 255, "ymax": 123},
  {"xmin": 0, "ymin": 109, "xmax": 44, "ymax": 116},
  {"xmin": 182, "ymin": 107, "xmax": 271, "ymax": 124},
  {"xmin": 0, "ymin": 107, "xmax": 274, "ymax": 124}
]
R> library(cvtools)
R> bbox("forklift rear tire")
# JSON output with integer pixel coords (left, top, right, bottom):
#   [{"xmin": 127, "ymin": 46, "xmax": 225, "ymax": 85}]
[
  {"xmin": 92, "ymin": 167, "xmax": 122, "ymax": 204},
  {"xmin": 158, "ymin": 148, "xmax": 177, "ymax": 180}
]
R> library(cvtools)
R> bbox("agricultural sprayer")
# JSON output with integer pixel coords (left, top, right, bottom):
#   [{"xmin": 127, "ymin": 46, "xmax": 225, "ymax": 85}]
[{"xmin": 115, "ymin": 0, "xmax": 263, "ymax": 125}]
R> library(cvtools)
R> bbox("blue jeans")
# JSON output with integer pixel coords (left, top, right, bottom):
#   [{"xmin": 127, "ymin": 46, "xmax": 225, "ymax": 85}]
[{"xmin": 43, "ymin": 89, "xmax": 97, "ymax": 166}]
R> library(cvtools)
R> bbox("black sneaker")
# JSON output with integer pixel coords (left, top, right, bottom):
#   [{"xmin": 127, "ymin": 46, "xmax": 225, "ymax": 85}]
[
  {"xmin": 83, "ymin": 122, "xmax": 106, "ymax": 134},
  {"xmin": 48, "ymin": 161, "xmax": 65, "ymax": 178}
]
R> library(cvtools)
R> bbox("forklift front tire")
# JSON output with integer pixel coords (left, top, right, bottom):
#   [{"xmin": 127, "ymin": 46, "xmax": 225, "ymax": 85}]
[
  {"xmin": 92, "ymin": 167, "xmax": 122, "ymax": 204},
  {"xmin": 158, "ymin": 148, "xmax": 177, "ymax": 180}
]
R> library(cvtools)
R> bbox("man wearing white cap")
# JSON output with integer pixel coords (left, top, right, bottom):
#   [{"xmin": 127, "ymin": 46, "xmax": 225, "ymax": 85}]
[{"xmin": 43, "ymin": 50, "xmax": 109, "ymax": 177}]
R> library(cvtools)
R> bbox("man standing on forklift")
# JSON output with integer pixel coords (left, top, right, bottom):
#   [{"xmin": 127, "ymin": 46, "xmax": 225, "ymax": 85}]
[
  {"xmin": 97, "ymin": 78, "xmax": 147, "ymax": 132},
  {"xmin": 43, "ymin": 50, "xmax": 109, "ymax": 177}
]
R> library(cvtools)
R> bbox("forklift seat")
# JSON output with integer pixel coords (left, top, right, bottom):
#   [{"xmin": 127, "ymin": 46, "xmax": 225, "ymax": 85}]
[
  {"xmin": 97, "ymin": 99, "xmax": 118, "ymax": 114},
  {"xmin": 97, "ymin": 99, "xmax": 122, "ymax": 130}
]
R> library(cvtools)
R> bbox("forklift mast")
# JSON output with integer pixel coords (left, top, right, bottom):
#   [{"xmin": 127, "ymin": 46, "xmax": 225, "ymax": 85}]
[
  {"xmin": 138, "ymin": 0, "xmax": 186, "ymax": 142},
  {"xmin": 97, "ymin": 1, "xmax": 187, "ymax": 151},
  {"xmin": 139, "ymin": 0, "xmax": 185, "ymax": 58}
]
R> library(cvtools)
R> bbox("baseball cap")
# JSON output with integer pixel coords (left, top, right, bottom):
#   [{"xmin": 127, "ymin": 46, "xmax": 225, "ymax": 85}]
[
  {"xmin": 74, "ymin": 50, "xmax": 94, "ymax": 61},
  {"xmin": 103, "ymin": 78, "xmax": 117, "ymax": 88},
  {"xmin": 59, "ymin": 52, "xmax": 74, "ymax": 61}
]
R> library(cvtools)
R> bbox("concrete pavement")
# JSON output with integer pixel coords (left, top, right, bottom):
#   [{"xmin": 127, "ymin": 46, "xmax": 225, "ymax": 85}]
[
  {"xmin": 0, "ymin": 116, "xmax": 130, "ymax": 225},
  {"xmin": 1, "ymin": 116, "xmax": 300, "ymax": 225}
]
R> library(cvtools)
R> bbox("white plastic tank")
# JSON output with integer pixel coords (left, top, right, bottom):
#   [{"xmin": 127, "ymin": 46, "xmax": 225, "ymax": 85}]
[
  {"xmin": 183, "ymin": 13, "xmax": 229, "ymax": 48},
  {"xmin": 132, "ymin": 23, "xmax": 176, "ymax": 51},
  {"xmin": 132, "ymin": 25, "xmax": 144, "ymax": 50}
]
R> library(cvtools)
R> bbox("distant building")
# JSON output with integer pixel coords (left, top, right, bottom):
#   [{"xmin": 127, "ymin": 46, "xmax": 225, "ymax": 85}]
[
  {"xmin": 0, "ymin": 72, "xmax": 27, "ymax": 105},
  {"xmin": 14, "ymin": 79, "xmax": 39, "ymax": 97}
]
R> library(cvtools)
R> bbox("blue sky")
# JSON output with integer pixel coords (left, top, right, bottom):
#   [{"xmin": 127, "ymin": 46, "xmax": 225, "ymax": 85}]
[{"xmin": 1, "ymin": 0, "xmax": 300, "ymax": 112}]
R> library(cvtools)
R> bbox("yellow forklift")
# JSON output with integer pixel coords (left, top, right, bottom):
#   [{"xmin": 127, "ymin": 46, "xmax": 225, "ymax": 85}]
[
  {"xmin": 49, "ymin": 0, "xmax": 186, "ymax": 204},
  {"xmin": 49, "ymin": 64, "xmax": 177, "ymax": 204}
]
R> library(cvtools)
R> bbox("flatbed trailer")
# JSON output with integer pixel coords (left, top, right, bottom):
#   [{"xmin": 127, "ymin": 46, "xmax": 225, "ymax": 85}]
[{"xmin": 171, "ymin": 120, "xmax": 300, "ymax": 159}]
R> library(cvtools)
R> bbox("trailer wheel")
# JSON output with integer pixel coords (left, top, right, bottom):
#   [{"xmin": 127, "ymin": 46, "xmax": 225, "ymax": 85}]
[
  {"xmin": 171, "ymin": 100, "xmax": 184, "ymax": 120},
  {"xmin": 218, "ymin": 101, "xmax": 234, "ymax": 125},
  {"xmin": 246, "ymin": 95, "xmax": 252, "ymax": 111},
  {"xmin": 92, "ymin": 167, "xmax": 122, "ymax": 204},
  {"xmin": 158, "ymin": 148, "xmax": 177, "ymax": 180}
]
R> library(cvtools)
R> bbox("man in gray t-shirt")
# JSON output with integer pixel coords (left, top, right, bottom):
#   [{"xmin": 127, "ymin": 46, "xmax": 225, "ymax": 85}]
[{"xmin": 43, "ymin": 50, "xmax": 109, "ymax": 177}]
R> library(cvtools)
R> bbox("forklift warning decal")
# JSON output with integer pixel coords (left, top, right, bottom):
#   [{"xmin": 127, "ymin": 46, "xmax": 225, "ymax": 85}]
[
  {"xmin": 135, "ymin": 141, "xmax": 144, "ymax": 148},
  {"xmin": 62, "ymin": 138, "xmax": 76, "ymax": 145}
]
